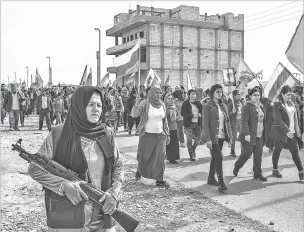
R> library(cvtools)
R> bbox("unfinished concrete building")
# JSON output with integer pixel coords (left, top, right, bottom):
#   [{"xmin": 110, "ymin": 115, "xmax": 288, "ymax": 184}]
[{"xmin": 106, "ymin": 5, "xmax": 244, "ymax": 89}]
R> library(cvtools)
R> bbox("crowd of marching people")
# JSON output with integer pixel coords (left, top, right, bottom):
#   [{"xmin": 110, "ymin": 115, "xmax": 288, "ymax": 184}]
[{"xmin": 1, "ymin": 81, "xmax": 304, "ymax": 193}]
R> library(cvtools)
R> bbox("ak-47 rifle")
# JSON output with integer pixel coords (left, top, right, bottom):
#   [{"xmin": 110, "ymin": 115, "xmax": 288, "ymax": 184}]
[{"xmin": 12, "ymin": 139, "xmax": 139, "ymax": 232}]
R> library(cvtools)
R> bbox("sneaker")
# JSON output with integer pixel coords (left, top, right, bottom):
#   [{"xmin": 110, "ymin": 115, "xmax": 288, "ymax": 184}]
[
  {"xmin": 190, "ymin": 154, "xmax": 196, "ymax": 161},
  {"xmin": 156, "ymin": 180, "xmax": 170, "ymax": 187},
  {"xmin": 124, "ymin": 128, "xmax": 128, "ymax": 132},
  {"xmin": 135, "ymin": 171, "xmax": 141, "ymax": 180},
  {"xmin": 254, "ymin": 175, "xmax": 267, "ymax": 181},
  {"xmin": 299, "ymin": 171, "xmax": 304, "ymax": 180},
  {"xmin": 207, "ymin": 177, "xmax": 219, "ymax": 186},
  {"xmin": 14, "ymin": 128, "xmax": 20, "ymax": 131},
  {"xmin": 180, "ymin": 143, "xmax": 186, "ymax": 148},
  {"xmin": 169, "ymin": 160, "xmax": 178, "ymax": 164},
  {"xmin": 135, "ymin": 132, "xmax": 139, "ymax": 136},
  {"xmin": 128, "ymin": 130, "xmax": 131, "ymax": 135},
  {"xmin": 21, "ymin": 124, "xmax": 24, "ymax": 127},
  {"xmin": 272, "ymin": 169, "xmax": 282, "ymax": 178},
  {"xmin": 9, "ymin": 127, "xmax": 14, "ymax": 131},
  {"xmin": 269, "ymin": 148, "xmax": 274, "ymax": 153},
  {"xmin": 233, "ymin": 167, "xmax": 239, "ymax": 177},
  {"xmin": 230, "ymin": 152, "xmax": 236, "ymax": 157}
]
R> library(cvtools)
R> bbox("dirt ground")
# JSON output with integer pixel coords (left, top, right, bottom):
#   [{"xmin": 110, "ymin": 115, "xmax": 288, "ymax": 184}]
[{"xmin": 1, "ymin": 117, "xmax": 277, "ymax": 232}]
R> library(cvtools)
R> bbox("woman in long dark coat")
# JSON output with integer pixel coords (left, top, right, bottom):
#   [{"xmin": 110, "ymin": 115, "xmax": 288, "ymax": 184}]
[{"xmin": 164, "ymin": 93, "xmax": 180, "ymax": 164}]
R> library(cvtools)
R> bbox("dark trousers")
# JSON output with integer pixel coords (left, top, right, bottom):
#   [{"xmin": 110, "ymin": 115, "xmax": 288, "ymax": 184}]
[
  {"xmin": 272, "ymin": 136, "xmax": 303, "ymax": 171},
  {"xmin": 1, "ymin": 108, "xmax": 6, "ymax": 123},
  {"xmin": 30, "ymin": 99, "xmax": 35, "ymax": 114},
  {"xmin": 20, "ymin": 110, "xmax": 25, "ymax": 125},
  {"xmin": 176, "ymin": 120, "xmax": 185, "ymax": 143},
  {"xmin": 128, "ymin": 116, "xmax": 140, "ymax": 130},
  {"xmin": 209, "ymin": 138, "xmax": 224, "ymax": 180},
  {"xmin": 39, "ymin": 108, "xmax": 51, "ymax": 130},
  {"xmin": 9, "ymin": 110, "xmax": 20, "ymax": 129},
  {"xmin": 116, "ymin": 111, "xmax": 121, "ymax": 128},
  {"xmin": 235, "ymin": 137, "xmax": 264, "ymax": 177},
  {"xmin": 184, "ymin": 122, "xmax": 201, "ymax": 155},
  {"xmin": 123, "ymin": 111, "xmax": 128, "ymax": 129}
]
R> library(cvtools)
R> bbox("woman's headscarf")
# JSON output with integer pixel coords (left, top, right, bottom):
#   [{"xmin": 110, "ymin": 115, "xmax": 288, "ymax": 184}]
[
  {"xmin": 53, "ymin": 86, "xmax": 112, "ymax": 178},
  {"xmin": 164, "ymin": 93, "xmax": 175, "ymax": 110},
  {"xmin": 148, "ymin": 85, "xmax": 162, "ymax": 108}
]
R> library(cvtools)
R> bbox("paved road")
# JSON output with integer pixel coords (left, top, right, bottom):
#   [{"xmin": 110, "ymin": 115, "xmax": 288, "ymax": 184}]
[
  {"xmin": 2, "ymin": 115, "xmax": 303, "ymax": 232},
  {"xmin": 115, "ymin": 128, "xmax": 304, "ymax": 232}
]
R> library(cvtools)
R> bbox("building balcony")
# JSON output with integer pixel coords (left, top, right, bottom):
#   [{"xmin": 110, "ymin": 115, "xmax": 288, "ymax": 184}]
[
  {"xmin": 107, "ymin": 39, "xmax": 146, "ymax": 56},
  {"xmin": 107, "ymin": 62, "xmax": 148, "ymax": 74}
]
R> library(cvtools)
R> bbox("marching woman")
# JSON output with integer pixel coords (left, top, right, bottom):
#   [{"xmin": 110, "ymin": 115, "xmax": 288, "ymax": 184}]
[
  {"xmin": 164, "ymin": 93, "xmax": 180, "ymax": 164},
  {"xmin": 202, "ymin": 84, "xmax": 232, "ymax": 193},
  {"xmin": 233, "ymin": 88, "xmax": 267, "ymax": 181},
  {"xmin": 271, "ymin": 85, "xmax": 303, "ymax": 180},
  {"xmin": 132, "ymin": 85, "xmax": 170, "ymax": 187}
]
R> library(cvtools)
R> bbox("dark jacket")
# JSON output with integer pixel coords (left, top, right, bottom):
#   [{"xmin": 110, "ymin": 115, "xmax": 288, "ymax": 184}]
[
  {"xmin": 272, "ymin": 101, "xmax": 301, "ymax": 142},
  {"xmin": 202, "ymin": 99, "xmax": 232, "ymax": 144},
  {"xmin": 238, "ymin": 101, "xmax": 266, "ymax": 146},
  {"xmin": 181, "ymin": 99, "xmax": 202, "ymax": 127},
  {"xmin": 3, "ymin": 91, "xmax": 24, "ymax": 112},
  {"xmin": 127, "ymin": 95, "xmax": 136, "ymax": 114},
  {"xmin": 37, "ymin": 95, "xmax": 52, "ymax": 112}
]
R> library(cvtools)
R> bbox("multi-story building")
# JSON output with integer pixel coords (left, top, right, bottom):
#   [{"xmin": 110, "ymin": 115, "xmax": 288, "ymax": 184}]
[{"xmin": 106, "ymin": 5, "xmax": 244, "ymax": 89}]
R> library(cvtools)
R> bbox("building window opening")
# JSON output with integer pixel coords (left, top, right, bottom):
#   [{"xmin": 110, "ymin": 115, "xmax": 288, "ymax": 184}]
[
  {"xmin": 135, "ymin": 34, "xmax": 138, "ymax": 39},
  {"xmin": 140, "ymin": 47, "xmax": 146, "ymax": 62},
  {"xmin": 123, "ymin": 38, "xmax": 126, "ymax": 44},
  {"xmin": 127, "ymin": 37, "xmax": 129, "ymax": 42},
  {"xmin": 130, "ymin": 35, "xmax": 134, "ymax": 41},
  {"xmin": 140, "ymin": 31, "xmax": 144, "ymax": 38}
]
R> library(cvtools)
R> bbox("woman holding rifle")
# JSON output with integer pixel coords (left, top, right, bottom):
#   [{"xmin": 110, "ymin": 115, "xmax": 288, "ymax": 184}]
[{"xmin": 28, "ymin": 86, "xmax": 124, "ymax": 232}]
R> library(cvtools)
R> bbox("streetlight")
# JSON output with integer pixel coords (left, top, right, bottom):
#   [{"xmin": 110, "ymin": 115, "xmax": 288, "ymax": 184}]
[
  {"xmin": 14, "ymin": 72, "xmax": 16, "ymax": 82},
  {"xmin": 94, "ymin": 28, "xmax": 101, "ymax": 86},
  {"xmin": 26, "ymin": 67, "xmax": 29, "ymax": 87},
  {"xmin": 46, "ymin": 56, "xmax": 51, "ymax": 85}
]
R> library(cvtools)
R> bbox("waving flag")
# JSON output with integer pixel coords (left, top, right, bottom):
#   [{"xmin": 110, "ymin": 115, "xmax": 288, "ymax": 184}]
[
  {"xmin": 35, "ymin": 67, "xmax": 43, "ymax": 88},
  {"xmin": 144, "ymin": 69, "xmax": 161, "ymax": 88},
  {"xmin": 164, "ymin": 74, "xmax": 170, "ymax": 86},
  {"xmin": 264, "ymin": 63, "xmax": 299, "ymax": 101},
  {"xmin": 187, "ymin": 68, "xmax": 194, "ymax": 90},
  {"xmin": 86, "ymin": 68, "xmax": 92, "ymax": 86},
  {"xmin": 285, "ymin": 15, "xmax": 303, "ymax": 74},
  {"xmin": 113, "ymin": 39, "xmax": 140, "ymax": 79},
  {"xmin": 100, "ymin": 72, "xmax": 109, "ymax": 87},
  {"xmin": 80, "ymin": 65, "xmax": 87, "ymax": 86}
]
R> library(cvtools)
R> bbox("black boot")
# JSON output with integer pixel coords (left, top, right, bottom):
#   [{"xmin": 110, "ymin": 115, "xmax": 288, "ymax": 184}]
[
  {"xmin": 135, "ymin": 171, "xmax": 141, "ymax": 180},
  {"xmin": 217, "ymin": 175, "xmax": 228, "ymax": 193},
  {"xmin": 233, "ymin": 166, "xmax": 239, "ymax": 177},
  {"xmin": 207, "ymin": 176, "xmax": 219, "ymax": 186}
]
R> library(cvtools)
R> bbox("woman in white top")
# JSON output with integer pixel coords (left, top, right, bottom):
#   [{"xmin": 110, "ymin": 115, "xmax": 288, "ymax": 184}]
[
  {"xmin": 272, "ymin": 85, "xmax": 303, "ymax": 180},
  {"xmin": 132, "ymin": 85, "xmax": 170, "ymax": 187}
]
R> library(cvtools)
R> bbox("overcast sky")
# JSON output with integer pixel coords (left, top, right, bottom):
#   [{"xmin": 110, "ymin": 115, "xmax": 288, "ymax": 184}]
[{"xmin": 1, "ymin": 1, "xmax": 303, "ymax": 86}]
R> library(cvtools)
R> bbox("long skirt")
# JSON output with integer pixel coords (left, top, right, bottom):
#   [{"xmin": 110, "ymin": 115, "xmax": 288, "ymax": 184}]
[
  {"xmin": 166, "ymin": 130, "xmax": 180, "ymax": 161},
  {"xmin": 137, "ymin": 132, "xmax": 166, "ymax": 181}
]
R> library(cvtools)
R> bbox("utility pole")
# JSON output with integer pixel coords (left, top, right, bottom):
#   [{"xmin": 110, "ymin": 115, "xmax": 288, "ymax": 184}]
[
  {"xmin": 7, "ymin": 76, "xmax": 10, "ymax": 84},
  {"xmin": 31, "ymin": 74, "xmax": 33, "ymax": 85},
  {"xmin": 46, "ymin": 56, "xmax": 52, "ymax": 85},
  {"xmin": 14, "ymin": 72, "xmax": 16, "ymax": 82},
  {"xmin": 26, "ymin": 67, "xmax": 29, "ymax": 87},
  {"xmin": 94, "ymin": 28, "xmax": 101, "ymax": 86}
]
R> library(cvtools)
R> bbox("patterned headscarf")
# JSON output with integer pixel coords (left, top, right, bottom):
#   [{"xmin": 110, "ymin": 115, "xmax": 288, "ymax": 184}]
[{"xmin": 148, "ymin": 85, "xmax": 162, "ymax": 108}]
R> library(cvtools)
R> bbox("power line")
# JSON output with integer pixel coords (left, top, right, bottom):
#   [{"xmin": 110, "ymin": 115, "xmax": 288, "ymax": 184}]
[
  {"xmin": 245, "ymin": 15, "xmax": 301, "ymax": 32},
  {"xmin": 245, "ymin": 1, "xmax": 299, "ymax": 18},
  {"xmin": 245, "ymin": 10, "xmax": 303, "ymax": 28},
  {"xmin": 245, "ymin": 3, "xmax": 303, "ymax": 23}
]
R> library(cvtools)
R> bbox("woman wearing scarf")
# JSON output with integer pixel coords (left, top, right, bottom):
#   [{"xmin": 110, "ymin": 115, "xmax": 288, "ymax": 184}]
[
  {"xmin": 233, "ymin": 88, "xmax": 267, "ymax": 182},
  {"xmin": 132, "ymin": 85, "xmax": 170, "ymax": 187},
  {"xmin": 271, "ymin": 85, "xmax": 303, "ymax": 180},
  {"xmin": 202, "ymin": 84, "xmax": 232, "ymax": 193},
  {"xmin": 173, "ymin": 89, "xmax": 186, "ymax": 147},
  {"xmin": 164, "ymin": 93, "xmax": 180, "ymax": 164},
  {"xmin": 121, "ymin": 87, "xmax": 129, "ymax": 132},
  {"xmin": 28, "ymin": 86, "xmax": 124, "ymax": 232}
]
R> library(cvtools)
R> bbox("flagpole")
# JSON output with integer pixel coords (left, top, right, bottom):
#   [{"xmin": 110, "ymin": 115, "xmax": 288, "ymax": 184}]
[{"xmin": 138, "ymin": 39, "xmax": 141, "ymax": 92}]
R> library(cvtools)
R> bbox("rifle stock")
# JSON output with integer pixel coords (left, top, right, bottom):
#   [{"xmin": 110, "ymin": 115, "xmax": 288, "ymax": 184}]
[{"xmin": 12, "ymin": 140, "xmax": 139, "ymax": 232}]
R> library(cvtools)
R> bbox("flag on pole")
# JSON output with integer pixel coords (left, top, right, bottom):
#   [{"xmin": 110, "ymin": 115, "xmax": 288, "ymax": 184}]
[
  {"xmin": 86, "ymin": 68, "xmax": 92, "ymax": 86},
  {"xmin": 186, "ymin": 68, "xmax": 194, "ymax": 90},
  {"xmin": 100, "ymin": 72, "xmax": 109, "ymax": 87},
  {"xmin": 264, "ymin": 63, "xmax": 299, "ymax": 101},
  {"xmin": 144, "ymin": 68, "xmax": 161, "ymax": 87},
  {"xmin": 126, "ymin": 73, "xmax": 136, "ymax": 85},
  {"xmin": 236, "ymin": 59, "xmax": 255, "ymax": 88},
  {"xmin": 35, "ymin": 67, "xmax": 43, "ymax": 88},
  {"xmin": 113, "ymin": 39, "xmax": 140, "ymax": 79},
  {"xmin": 164, "ymin": 74, "xmax": 170, "ymax": 86},
  {"xmin": 285, "ymin": 15, "xmax": 303, "ymax": 74},
  {"xmin": 80, "ymin": 65, "xmax": 87, "ymax": 86}
]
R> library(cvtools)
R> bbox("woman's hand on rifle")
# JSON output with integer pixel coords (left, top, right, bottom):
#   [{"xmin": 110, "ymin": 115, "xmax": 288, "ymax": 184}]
[
  {"xmin": 99, "ymin": 192, "xmax": 117, "ymax": 215},
  {"xmin": 63, "ymin": 181, "xmax": 88, "ymax": 205}
]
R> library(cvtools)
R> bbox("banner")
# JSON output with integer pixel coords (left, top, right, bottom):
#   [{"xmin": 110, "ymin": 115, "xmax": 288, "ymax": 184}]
[
  {"xmin": 113, "ymin": 39, "xmax": 140, "ymax": 79},
  {"xmin": 144, "ymin": 69, "xmax": 161, "ymax": 88},
  {"xmin": 164, "ymin": 74, "xmax": 170, "ymax": 86},
  {"xmin": 126, "ymin": 73, "xmax": 136, "ymax": 85},
  {"xmin": 222, "ymin": 68, "xmax": 236, "ymax": 86},
  {"xmin": 264, "ymin": 63, "xmax": 299, "ymax": 101},
  {"xmin": 80, "ymin": 65, "xmax": 87, "ymax": 86},
  {"xmin": 236, "ymin": 59, "xmax": 255, "ymax": 88},
  {"xmin": 285, "ymin": 15, "xmax": 303, "ymax": 74}
]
